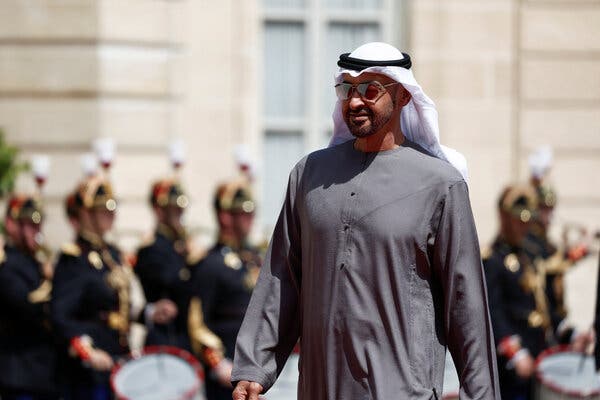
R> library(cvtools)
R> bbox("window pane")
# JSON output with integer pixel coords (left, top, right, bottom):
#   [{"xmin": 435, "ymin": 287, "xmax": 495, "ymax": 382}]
[
  {"xmin": 326, "ymin": 0, "xmax": 381, "ymax": 10},
  {"xmin": 263, "ymin": 0, "xmax": 305, "ymax": 8},
  {"xmin": 261, "ymin": 131, "xmax": 305, "ymax": 232},
  {"xmin": 264, "ymin": 23, "xmax": 305, "ymax": 118},
  {"xmin": 322, "ymin": 23, "xmax": 380, "ymax": 119}
]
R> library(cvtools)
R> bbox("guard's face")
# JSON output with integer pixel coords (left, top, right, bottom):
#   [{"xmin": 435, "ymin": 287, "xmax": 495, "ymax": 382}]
[
  {"xmin": 165, "ymin": 205, "xmax": 185, "ymax": 231},
  {"xmin": 21, "ymin": 221, "xmax": 42, "ymax": 253},
  {"xmin": 4, "ymin": 217, "xmax": 20, "ymax": 245},
  {"xmin": 231, "ymin": 211, "xmax": 254, "ymax": 241},
  {"xmin": 91, "ymin": 207, "xmax": 115, "ymax": 235},
  {"xmin": 340, "ymin": 72, "xmax": 401, "ymax": 138},
  {"xmin": 501, "ymin": 211, "xmax": 530, "ymax": 245},
  {"xmin": 537, "ymin": 206, "xmax": 553, "ymax": 231}
]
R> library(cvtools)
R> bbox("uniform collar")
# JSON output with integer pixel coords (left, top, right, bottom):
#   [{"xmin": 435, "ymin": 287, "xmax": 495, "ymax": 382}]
[{"xmin": 78, "ymin": 229, "xmax": 105, "ymax": 250}]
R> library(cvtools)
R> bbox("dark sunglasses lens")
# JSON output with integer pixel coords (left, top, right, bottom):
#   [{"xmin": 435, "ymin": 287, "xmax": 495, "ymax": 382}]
[
  {"xmin": 335, "ymin": 83, "xmax": 351, "ymax": 99},
  {"xmin": 360, "ymin": 83, "xmax": 381, "ymax": 101}
]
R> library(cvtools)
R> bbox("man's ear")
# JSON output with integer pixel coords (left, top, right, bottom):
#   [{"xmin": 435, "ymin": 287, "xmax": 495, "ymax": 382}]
[{"xmin": 397, "ymin": 85, "xmax": 411, "ymax": 107}]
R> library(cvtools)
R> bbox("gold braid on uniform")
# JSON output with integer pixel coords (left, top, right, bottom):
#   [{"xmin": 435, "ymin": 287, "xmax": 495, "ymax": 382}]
[
  {"xmin": 538, "ymin": 251, "xmax": 572, "ymax": 275},
  {"xmin": 28, "ymin": 244, "xmax": 54, "ymax": 303},
  {"xmin": 188, "ymin": 296, "xmax": 226, "ymax": 369},
  {"xmin": 102, "ymin": 248, "xmax": 132, "ymax": 346},
  {"xmin": 519, "ymin": 256, "xmax": 553, "ymax": 341}
]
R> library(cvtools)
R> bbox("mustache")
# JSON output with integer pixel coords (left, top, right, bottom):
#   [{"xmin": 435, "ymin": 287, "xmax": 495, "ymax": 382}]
[{"xmin": 348, "ymin": 109, "xmax": 371, "ymax": 117}]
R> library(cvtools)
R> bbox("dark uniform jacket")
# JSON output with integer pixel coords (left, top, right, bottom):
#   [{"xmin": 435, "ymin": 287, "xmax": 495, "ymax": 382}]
[
  {"xmin": 190, "ymin": 241, "xmax": 261, "ymax": 400},
  {"xmin": 51, "ymin": 235, "xmax": 130, "ymax": 385},
  {"xmin": 523, "ymin": 231, "xmax": 573, "ymax": 331},
  {"xmin": 484, "ymin": 236, "xmax": 570, "ymax": 361},
  {"xmin": 135, "ymin": 229, "xmax": 195, "ymax": 349},
  {"xmin": 484, "ymin": 235, "xmax": 575, "ymax": 400},
  {"xmin": 0, "ymin": 244, "xmax": 57, "ymax": 395},
  {"xmin": 484, "ymin": 238, "xmax": 546, "ymax": 359}
]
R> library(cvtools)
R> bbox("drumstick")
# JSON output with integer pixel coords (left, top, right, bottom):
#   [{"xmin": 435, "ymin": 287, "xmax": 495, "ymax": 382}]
[
  {"xmin": 577, "ymin": 351, "xmax": 587, "ymax": 374},
  {"xmin": 576, "ymin": 325, "xmax": 594, "ymax": 374}
]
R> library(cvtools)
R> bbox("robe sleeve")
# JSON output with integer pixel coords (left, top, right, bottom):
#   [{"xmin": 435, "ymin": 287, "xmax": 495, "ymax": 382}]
[
  {"xmin": 431, "ymin": 180, "xmax": 501, "ymax": 400},
  {"xmin": 231, "ymin": 167, "xmax": 302, "ymax": 392}
]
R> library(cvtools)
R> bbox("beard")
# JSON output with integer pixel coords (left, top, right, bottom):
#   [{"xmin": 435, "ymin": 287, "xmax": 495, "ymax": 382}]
[{"xmin": 344, "ymin": 102, "xmax": 394, "ymax": 138}]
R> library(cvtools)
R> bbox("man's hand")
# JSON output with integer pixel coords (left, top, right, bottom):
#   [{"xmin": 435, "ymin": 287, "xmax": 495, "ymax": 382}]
[
  {"xmin": 514, "ymin": 353, "xmax": 535, "ymax": 378},
  {"xmin": 152, "ymin": 299, "xmax": 178, "ymax": 324},
  {"xmin": 232, "ymin": 381, "xmax": 264, "ymax": 400},
  {"xmin": 88, "ymin": 348, "xmax": 114, "ymax": 371}
]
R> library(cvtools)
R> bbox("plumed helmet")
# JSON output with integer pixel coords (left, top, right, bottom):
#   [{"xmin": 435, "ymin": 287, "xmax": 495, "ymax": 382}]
[
  {"xmin": 150, "ymin": 179, "xmax": 188, "ymax": 209},
  {"xmin": 214, "ymin": 179, "xmax": 255, "ymax": 214}
]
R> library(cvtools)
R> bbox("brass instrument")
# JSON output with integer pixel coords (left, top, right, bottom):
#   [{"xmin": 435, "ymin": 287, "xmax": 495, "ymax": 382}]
[{"xmin": 560, "ymin": 223, "xmax": 597, "ymax": 264}]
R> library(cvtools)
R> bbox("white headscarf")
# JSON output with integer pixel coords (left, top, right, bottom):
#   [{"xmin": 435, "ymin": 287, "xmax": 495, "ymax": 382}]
[{"xmin": 330, "ymin": 42, "xmax": 468, "ymax": 181}]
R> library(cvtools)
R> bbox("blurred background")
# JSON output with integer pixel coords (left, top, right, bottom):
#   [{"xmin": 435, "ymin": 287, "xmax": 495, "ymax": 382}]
[{"xmin": 0, "ymin": 0, "xmax": 599, "ymax": 325}]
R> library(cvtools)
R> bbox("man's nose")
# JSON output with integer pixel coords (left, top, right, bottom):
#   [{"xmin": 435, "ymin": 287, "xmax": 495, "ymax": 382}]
[{"xmin": 348, "ymin": 89, "xmax": 365, "ymax": 109}]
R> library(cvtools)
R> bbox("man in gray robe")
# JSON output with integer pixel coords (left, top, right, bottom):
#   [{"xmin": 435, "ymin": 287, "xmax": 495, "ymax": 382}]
[{"xmin": 231, "ymin": 42, "xmax": 500, "ymax": 400}]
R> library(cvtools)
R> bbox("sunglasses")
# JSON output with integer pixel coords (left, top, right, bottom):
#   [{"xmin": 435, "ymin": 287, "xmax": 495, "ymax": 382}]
[{"xmin": 334, "ymin": 81, "xmax": 399, "ymax": 103}]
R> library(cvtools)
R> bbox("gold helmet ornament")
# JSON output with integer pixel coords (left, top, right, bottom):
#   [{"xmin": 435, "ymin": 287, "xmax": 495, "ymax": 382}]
[
  {"xmin": 6, "ymin": 194, "xmax": 44, "ymax": 225},
  {"xmin": 150, "ymin": 179, "xmax": 188, "ymax": 209},
  {"xmin": 214, "ymin": 179, "xmax": 255, "ymax": 214},
  {"xmin": 535, "ymin": 183, "xmax": 557, "ymax": 209},
  {"xmin": 74, "ymin": 176, "xmax": 117, "ymax": 212},
  {"xmin": 499, "ymin": 184, "xmax": 538, "ymax": 223}
]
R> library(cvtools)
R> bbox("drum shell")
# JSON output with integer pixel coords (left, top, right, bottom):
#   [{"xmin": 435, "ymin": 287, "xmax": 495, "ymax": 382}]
[
  {"xmin": 535, "ymin": 346, "xmax": 600, "ymax": 400},
  {"xmin": 111, "ymin": 346, "xmax": 205, "ymax": 400}
]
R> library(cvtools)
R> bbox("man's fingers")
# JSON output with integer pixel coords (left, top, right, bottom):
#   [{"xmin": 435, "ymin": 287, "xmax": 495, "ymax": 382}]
[
  {"xmin": 247, "ymin": 382, "xmax": 263, "ymax": 400},
  {"xmin": 232, "ymin": 382, "xmax": 248, "ymax": 400},
  {"xmin": 232, "ymin": 381, "xmax": 263, "ymax": 400}
]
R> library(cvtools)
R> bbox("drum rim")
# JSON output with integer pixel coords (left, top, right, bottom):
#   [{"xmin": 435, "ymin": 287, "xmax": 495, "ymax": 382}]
[
  {"xmin": 110, "ymin": 345, "xmax": 205, "ymax": 400},
  {"xmin": 535, "ymin": 345, "xmax": 600, "ymax": 397}
]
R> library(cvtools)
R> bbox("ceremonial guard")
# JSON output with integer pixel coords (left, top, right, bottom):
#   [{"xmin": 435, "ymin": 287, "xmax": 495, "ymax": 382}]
[
  {"xmin": 188, "ymin": 179, "xmax": 262, "ymax": 400},
  {"xmin": 51, "ymin": 175, "xmax": 133, "ymax": 400},
  {"xmin": 526, "ymin": 147, "xmax": 591, "ymax": 349},
  {"xmin": 0, "ymin": 193, "xmax": 58, "ymax": 400},
  {"xmin": 484, "ymin": 184, "xmax": 579, "ymax": 400},
  {"xmin": 135, "ymin": 178, "xmax": 197, "ymax": 349}
]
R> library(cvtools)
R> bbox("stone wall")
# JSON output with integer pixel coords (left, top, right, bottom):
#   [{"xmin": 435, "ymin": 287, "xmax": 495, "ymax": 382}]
[
  {"xmin": 410, "ymin": 0, "xmax": 600, "ymax": 246},
  {"xmin": 410, "ymin": 0, "xmax": 600, "ymax": 328}
]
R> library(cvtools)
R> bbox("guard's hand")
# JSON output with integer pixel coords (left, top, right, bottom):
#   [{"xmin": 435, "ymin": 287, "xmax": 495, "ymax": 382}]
[
  {"xmin": 232, "ymin": 381, "xmax": 263, "ymax": 400},
  {"xmin": 514, "ymin": 353, "xmax": 535, "ymax": 379},
  {"xmin": 571, "ymin": 330, "xmax": 595, "ymax": 353},
  {"xmin": 88, "ymin": 348, "xmax": 114, "ymax": 371},
  {"xmin": 152, "ymin": 299, "xmax": 178, "ymax": 324},
  {"xmin": 213, "ymin": 358, "xmax": 233, "ymax": 388}
]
